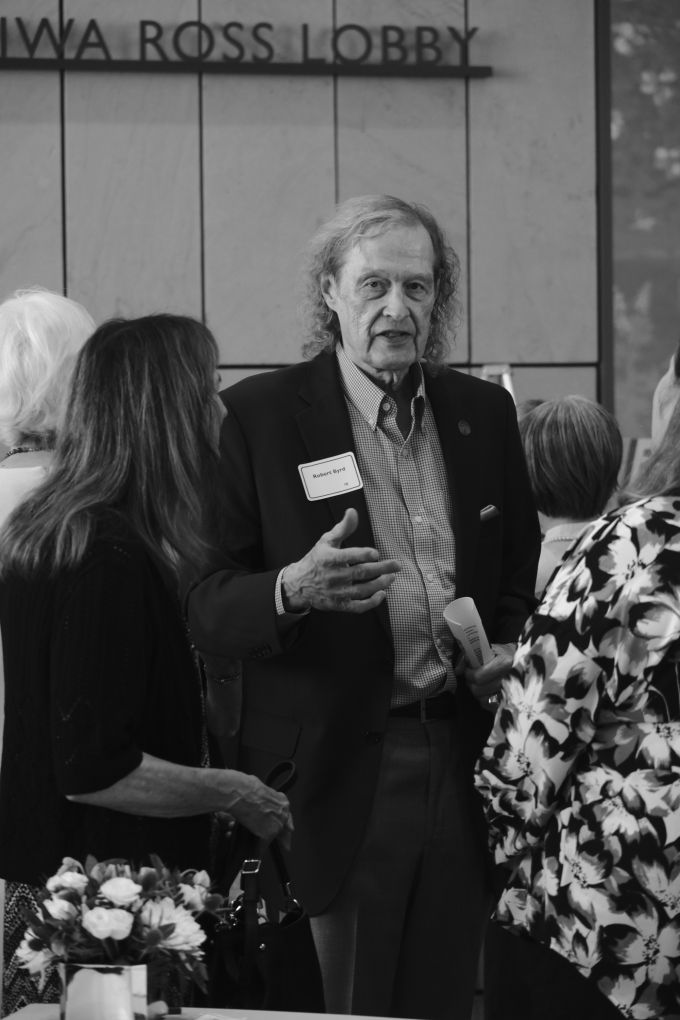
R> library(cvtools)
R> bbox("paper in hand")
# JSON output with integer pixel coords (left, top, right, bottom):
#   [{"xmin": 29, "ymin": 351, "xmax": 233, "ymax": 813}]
[{"xmin": 443, "ymin": 596, "xmax": 494, "ymax": 668}]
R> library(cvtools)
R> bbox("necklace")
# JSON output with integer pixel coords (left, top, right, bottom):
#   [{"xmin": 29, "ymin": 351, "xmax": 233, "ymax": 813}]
[{"xmin": 4, "ymin": 445, "xmax": 43, "ymax": 459}]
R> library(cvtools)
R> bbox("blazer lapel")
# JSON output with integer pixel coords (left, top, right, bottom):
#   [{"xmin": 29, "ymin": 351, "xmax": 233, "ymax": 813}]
[
  {"xmin": 295, "ymin": 354, "xmax": 374, "ymax": 543},
  {"xmin": 425, "ymin": 369, "xmax": 481, "ymax": 596},
  {"xmin": 294, "ymin": 353, "xmax": 390, "ymax": 634}
]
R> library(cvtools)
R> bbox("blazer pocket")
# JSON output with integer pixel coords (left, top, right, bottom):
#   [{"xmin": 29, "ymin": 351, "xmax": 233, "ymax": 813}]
[
  {"xmin": 241, "ymin": 709, "xmax": 301, "ymax": 758},
  {"xmin": 479, "ymin": 504, "xmax": 500, "ymax": 523}
]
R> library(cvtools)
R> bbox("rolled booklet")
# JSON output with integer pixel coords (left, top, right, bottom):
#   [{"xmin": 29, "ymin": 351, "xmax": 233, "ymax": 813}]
[{"xmin": 443, "ymin": 596, "xmax": 494, "ymax": 668}]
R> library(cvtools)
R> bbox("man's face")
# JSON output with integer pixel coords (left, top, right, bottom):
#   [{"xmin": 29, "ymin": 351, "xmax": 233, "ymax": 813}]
[{"xmin": 322, "ymin": 223, "xmax": 436, "ymax": 388}]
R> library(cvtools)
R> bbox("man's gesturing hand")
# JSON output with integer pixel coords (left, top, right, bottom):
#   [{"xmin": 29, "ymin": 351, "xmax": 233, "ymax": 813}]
[{"xmin": 282, "ymin": 507, "xmax": 401, "ymax": 614}]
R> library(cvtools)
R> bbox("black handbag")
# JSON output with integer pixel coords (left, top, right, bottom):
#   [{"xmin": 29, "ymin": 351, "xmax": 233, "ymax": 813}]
[{"xmin": 207, "ymin": 762, "xmax": 326, "ymax": 1012}]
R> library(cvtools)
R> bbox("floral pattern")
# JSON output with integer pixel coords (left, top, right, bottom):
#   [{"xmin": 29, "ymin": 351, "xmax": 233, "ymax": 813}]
[{"xmin": 475, "ymin": 495, "xmax": 680, "ymax": 1018}]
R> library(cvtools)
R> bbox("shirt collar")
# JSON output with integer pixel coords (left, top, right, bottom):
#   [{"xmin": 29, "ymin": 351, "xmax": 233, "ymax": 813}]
[{"xmin": 336, "ymin": 344, "xmax": 426, "ymax": 431}]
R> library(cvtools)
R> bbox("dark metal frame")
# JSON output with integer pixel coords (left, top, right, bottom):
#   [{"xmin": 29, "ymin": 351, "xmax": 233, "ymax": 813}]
[{"xmin": 0, "ymin": 57, "xmax": 492, "ymax": 76}]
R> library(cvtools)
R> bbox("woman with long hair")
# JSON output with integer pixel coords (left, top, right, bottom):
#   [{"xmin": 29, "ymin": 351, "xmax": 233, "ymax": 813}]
[
  {"xmin": 0, "ymin": 314, "xmax": 292, "ymax": 1014},
  {"xmin": 475, "ymin": 394, "xmax": 680, "ymax": 1019}
]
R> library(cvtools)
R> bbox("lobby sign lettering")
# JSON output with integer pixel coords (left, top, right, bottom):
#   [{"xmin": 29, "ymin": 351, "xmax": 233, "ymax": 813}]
[{"xmin": 0, "ymin": 18, "xmax": 492, "ymax": 77}]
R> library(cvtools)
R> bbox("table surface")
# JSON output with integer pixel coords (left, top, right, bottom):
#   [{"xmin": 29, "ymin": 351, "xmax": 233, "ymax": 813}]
[{"xmin": 5, "ymin": 1006, "xmax": 381, "ymax": 1020}]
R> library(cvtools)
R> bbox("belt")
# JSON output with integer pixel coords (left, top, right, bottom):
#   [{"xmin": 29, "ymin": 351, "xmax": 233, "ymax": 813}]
[{"xmin": 389, "ymin": 691, "xmax": 456, "ymax": 721}]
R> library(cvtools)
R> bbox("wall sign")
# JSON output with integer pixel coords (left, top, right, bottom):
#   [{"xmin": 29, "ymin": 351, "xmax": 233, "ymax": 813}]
[{"xmin": 0, "ymin": 17, "xmax": 492, "ymax": 77}]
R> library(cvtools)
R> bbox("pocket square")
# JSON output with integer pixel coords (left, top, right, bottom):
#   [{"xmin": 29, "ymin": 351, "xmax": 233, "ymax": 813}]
[{"xmin": 480, "ymin": 504, "xmax": 499, "ymax": 522}]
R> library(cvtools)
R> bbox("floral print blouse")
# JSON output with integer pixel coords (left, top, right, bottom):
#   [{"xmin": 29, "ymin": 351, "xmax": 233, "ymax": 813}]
[{"xmin": 474, "ymin": 495, "xmax": 680, "ymax": 1019}]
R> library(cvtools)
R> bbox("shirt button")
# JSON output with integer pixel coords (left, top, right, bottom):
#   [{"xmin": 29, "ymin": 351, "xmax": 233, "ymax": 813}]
[
  {"xmin": 426, "ymin": 573, "xmax": 435, "ymax": 582},
  {"xmin": 413, "ymin": 515, "xmax": 423, "ymax": 523},
  {"xmin": 382, "ymin": 400, "xmax": 391, "ymax": 412}
]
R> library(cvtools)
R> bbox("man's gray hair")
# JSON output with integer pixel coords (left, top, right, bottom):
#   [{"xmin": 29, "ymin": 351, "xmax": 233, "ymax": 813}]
[{"xmin": 301, "ymin": 195, "xmax": 460, "ymax": 367}]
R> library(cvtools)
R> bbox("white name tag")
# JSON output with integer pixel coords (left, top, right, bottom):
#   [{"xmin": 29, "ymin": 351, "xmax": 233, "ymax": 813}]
[{"xmin": 298, "ymin": 452, "xmax": 364, "ymax": 501}]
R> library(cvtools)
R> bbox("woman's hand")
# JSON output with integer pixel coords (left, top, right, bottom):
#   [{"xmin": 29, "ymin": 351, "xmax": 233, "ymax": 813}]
[{"xmin": 226, "ymin": 772, "xmax": 294, "ymax": 849}]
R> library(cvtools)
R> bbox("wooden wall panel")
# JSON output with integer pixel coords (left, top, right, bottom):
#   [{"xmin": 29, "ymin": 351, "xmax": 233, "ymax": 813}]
[
  {"xmin": 337, "ymin": 0, "xmax": 470, "ymax": 361},
  {"xmin": 218, "ymin": 367, "xmax": 274, "ymax": 390},
  {"xmin": 469, "ymin": 0, "xmax": 597, "ymax": 365},
  {"xmin": 0, "ymin": 0, "xmax": 62, "ymax": 299},
  {"xmin": 202, "ymin": 1, "xmax": 335, "ymax": 365},
  {"xmin": 511, "ymin": 365, "xmax": 598, "ymax": 406},
  {"xmin": 63, "ymin": 0, "xmax": 202, "ymax": 322}
]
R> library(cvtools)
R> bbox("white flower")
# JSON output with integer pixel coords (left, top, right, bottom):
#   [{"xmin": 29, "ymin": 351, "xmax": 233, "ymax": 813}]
[
  {"xmin": 82, "ymin": 906, "xmax": 134, "ymax": 941},
  {"xmin": 638, "ymin": 722, "xmax": 680, "ymax": 768},
  {"xmin": 99, "ymin": 877, "xmax": 142, "ymax": 907},
  {"xmin": 611, "ymin": 906, "xmax": 680, "ymax": 985},
  {"xmin": 15, "ymin": 934, "xmax": 59, "ymax": 990},
  {"xmin": 599, "ymin": 533, "xmax": 664, "ymax": 603},
  {"xmin": 193, "ymin": 870, "xmax": 211, "ymax": 889},
  {"xmin": 551, "ymin": 915, "xmax": 602, "ymax": 977},
  {"xmin": 44, "ymin": 897, "xmax": 78, "ymax": 922},
  {"xmin": 178, "ymin": 882, "xmax": 207, "ymax": 912},
  {"xmin": 16, "ymin": 936, "xmax": 54, "ymax": 976},
  {"xmin": 632, "ymin": 859, "xmax": 680, "ymax": 918},
  {"xmin": 46, "ymin": 871, "xmax": 89, "ymax": 895},
  {"xmin": 140, "ymin": 897, "xmax": 206, "ymax": 953}
]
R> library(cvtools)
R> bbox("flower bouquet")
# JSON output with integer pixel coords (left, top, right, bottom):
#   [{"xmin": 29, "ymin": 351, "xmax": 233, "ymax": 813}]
[{"xmin": 17, "ymin": 854, "xmax": 227, "ymax": 1013}]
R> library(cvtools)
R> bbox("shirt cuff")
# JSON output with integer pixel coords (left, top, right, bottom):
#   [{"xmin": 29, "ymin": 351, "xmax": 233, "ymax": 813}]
[
  {"xmin": 275, "ymin": 566, "xmax": 310, "ymax": 618},
  {"xmin": 275, "ymin": 567, "xmax": 288, "ymax": 616}
]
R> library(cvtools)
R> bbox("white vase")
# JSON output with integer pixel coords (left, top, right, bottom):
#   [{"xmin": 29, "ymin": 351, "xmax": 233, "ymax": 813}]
[{"xmin": 59, "ymin": 962, "xmax": 147, "ymax": 1020}]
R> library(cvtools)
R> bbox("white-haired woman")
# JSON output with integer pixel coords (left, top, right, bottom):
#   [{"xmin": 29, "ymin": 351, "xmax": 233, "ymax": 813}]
[
  {"xmin": 0, "ymin": 287, "xmax": 94, "ymax": 1007},
  {"xmin": 0, "ymin": 287, "xmax": 95, "ymax": 524}
]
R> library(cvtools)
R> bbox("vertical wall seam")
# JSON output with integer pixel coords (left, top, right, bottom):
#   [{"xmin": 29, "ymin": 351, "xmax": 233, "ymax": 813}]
[
  {"xmin": 463, "ymin": 0, "xmax": 472, "ymax": 366},
  {"xmin": 332, "ymin": 0, "xmax": 339, "ymax": 204},
  {"xmin": 197, "ymin": 0, "xmax": 206, "ymax": 324},
  {"xmin": 59, "ymin": 0, "xmax": 67, "ymax": 295}
]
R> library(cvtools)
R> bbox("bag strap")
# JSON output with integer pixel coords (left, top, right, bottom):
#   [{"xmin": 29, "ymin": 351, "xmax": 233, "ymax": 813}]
[
  {"xmin": 240, "ymin": 857, "xmax": 263, "ymax": 968},
  {"xmin": 238, "ymin": 759, "xmax": 300, "ymax": 963}
]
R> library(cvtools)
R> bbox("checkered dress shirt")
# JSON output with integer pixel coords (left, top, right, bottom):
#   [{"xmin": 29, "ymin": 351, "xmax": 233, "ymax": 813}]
[{"xmin": 336, "ymin": 346, "xmax": 457, "ymax": 706}]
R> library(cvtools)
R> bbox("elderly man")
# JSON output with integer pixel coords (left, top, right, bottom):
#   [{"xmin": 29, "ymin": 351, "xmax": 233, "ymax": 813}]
[{"xmin": 188, "ymin": 195, "xmax": 540, "ymax": 1020}]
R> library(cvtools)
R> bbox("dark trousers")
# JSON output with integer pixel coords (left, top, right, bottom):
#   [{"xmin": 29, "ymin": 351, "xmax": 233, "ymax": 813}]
[
  {"xmin": 310, "ymin": 716, "xmax": 490, "ymax": 1020},
  {"xmin": 484, "ymin": 921, "xmax": 624, "ymax": 1020}
]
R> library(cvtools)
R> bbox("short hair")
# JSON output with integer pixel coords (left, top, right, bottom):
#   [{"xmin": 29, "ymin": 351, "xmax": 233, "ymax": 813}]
[
  {"xmin": 2, "ymin": 314, "xmax": 223, "ymax": 577},
  {"xmin": 516, "ymin": 398, "xmax": 545, "ymax": 421},
  {"xmin": 0, "ymin": 287, "xmax": 95, "ymax": 447},
  {"xmin": 301, "ymin": 194, "xmax": 460, "ymax": 366},
  {"xmin": 519, "ymin": 395, "xmax": 623, "ymax": 520}
]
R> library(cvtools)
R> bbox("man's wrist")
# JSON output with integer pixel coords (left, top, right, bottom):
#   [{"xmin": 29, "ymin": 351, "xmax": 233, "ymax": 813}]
[{"xmin": 280, "ymin": 564, "xmax": 311, "ymax": 614}]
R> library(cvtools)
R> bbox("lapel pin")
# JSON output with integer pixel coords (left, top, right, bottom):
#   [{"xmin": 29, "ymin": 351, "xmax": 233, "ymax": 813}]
[{"xmin": 458, "ymin": 419, "xmax": 471, "ymax": 436}]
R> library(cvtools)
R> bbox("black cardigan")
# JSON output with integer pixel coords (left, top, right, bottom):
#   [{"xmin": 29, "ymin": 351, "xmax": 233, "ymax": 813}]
[{"xmin": 0, "ymin": 520, "xmax": 209, "ymax": 883}]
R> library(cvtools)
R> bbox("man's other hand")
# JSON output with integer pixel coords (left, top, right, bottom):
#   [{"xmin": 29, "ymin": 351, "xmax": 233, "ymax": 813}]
[{"xmin": 463, "ymin": 642, "xmax": 516, "ymax": 710}]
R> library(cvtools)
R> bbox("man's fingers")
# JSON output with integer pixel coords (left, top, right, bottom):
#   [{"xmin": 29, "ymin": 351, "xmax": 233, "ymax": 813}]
[
  {"xmin": 344, "ymin": 569, "xmax": 398, "ymax": 597},
  {"xmin": 337, "ymin": 589, "xmax": 389, "ymax": 614},
  {"xmin": 345, "ymin": 557, "xmax": 401, "ymax": 580}
]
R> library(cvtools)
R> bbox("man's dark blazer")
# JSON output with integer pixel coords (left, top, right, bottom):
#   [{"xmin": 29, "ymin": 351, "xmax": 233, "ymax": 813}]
[{"xmin": 187, "ymin": 351, "xmax": 540, "ymax": 915}]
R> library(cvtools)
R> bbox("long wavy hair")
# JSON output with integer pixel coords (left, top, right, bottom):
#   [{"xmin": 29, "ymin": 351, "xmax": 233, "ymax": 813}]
[
  {"xmin": 301, "ymin": 194, "xmax": 460, "ymax": 367},
  {"xmin": 626, "ymin": 393, "xmax": 680, "ymax": 501},
  {"xmin": 1, "ymin": 314, "xmax": 224, "ymax": 577}
]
